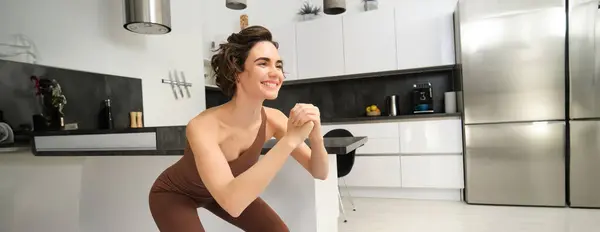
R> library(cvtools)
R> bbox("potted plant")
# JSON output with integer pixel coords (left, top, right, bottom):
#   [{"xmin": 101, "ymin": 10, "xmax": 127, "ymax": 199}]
[
  {"xmin": 363, "ymin": 0, "xmax": 378, "ymax": 11},
  {"xmin": 37, "ymin": 78, "xmax": 67, "ymax": 130},
  {"xmin": 298, "ymin": 1, "xmax": 321, "ymax": 21}
]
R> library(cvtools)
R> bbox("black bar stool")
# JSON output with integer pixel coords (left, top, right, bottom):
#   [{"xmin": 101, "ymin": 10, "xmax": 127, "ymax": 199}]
[{"xmin": 324, "ymin": 129, "xmax": 357, "ymax": 223}]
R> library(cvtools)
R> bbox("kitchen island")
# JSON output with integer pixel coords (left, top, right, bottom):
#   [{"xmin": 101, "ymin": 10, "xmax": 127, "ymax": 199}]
[
  {"xmin": 29, "ymin": 125, "xmax": 366, "ymax": 156},
  {"xmin": 0, "ymin": 129, "xmax": 367, "ymax": 232}
]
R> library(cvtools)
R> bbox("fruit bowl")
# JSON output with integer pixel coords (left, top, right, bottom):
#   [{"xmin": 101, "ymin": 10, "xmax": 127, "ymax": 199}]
[
  {"xmin": 365, "ymin": 104, "xmax": 381, "ymax": 117},
  {"xmin": 367, "ymin": 111, "xmax": 381, "ymax": 117}
]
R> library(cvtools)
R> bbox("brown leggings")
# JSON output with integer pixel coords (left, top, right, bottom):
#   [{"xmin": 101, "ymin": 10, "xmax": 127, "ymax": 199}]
[{"xmin": 149, "ymin": 192, "xmax": 289, "ymax": 232}]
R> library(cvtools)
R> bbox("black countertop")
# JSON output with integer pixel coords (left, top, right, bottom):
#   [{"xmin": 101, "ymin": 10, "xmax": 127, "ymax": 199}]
[
  {"xmin": 262, "ymin": 137, "xmax": 367, "ymax": 155},
  {"xmin": 26, "ymin": 112, "xmax": 460, "ymax": 156},
  {"xmin": 32, "ymin": 137, "xmax": 368, "ymax": 156},
  {"xmin": 31, "ymin": 112, "xmax": 461, "ymax": 137},
  {"xmin": 321, "ymin": 112, "xmax": 462, "ymax": 125}
]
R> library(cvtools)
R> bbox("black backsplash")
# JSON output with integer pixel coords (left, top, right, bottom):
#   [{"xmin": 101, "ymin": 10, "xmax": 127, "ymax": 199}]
[
  {"xmin": 205, "ymin": 68, "xmax": 458, "ymax": 119},
  {"xmin": 0, "ymin": 60, "xmax": 143, "ymax": 131}
]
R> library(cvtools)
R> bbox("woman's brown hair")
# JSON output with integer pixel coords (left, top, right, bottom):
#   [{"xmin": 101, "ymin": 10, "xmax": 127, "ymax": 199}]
[{"xmin": 210, "ymin": 25, "xmax": 279, "ymax": 97}]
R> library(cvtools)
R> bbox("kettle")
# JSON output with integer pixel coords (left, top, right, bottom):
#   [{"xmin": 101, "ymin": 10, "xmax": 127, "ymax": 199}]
[{"xmin": 385, "ymin": 95, "xmax": 398, "ymax": 116}]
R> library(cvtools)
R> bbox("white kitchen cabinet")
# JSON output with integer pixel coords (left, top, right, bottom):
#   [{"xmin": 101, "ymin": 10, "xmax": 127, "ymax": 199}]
[
  {"xmin": 321, "ymin": 122, "xmax": 399, "ymax": 138},
  {"xmin": 296, "ymin": 16, "xmax": 345, "ymax": 79},
  {"xmin": 398, "ymin": 119, "xmax": 463, "ymax": 154},
  {"xmin": 342, "ymin": 8, "xmax": 398, "ymax": 74},
  {"xmin": 321, "ymin": 122, "xmax": 399, "ymax": 154},
  {"xmin": 400, "ymin": 155, "xmax": 464, "ymax": 189},
  {"xmin": 355, "ymin": 138, "xmax": 399, "ymax": 154},
  {"xmin": 342, "ymin": 156, "xmax": 401, "ymax": 187},
  {"xmin": 270, "ymin": 23, "xmax": 299, "ymax": 80},
  {"xmin": 395, "ymin": 12, "xmax": 456, "ymax": 69}
]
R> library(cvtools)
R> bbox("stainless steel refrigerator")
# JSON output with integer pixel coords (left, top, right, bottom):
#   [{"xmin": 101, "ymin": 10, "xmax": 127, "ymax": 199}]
[
  {"xmin": 568, "ymin": 0, "xmax": 600, "ymax": 208},
  {"xmin": 456, "ymin": 0, "xmax": 568, "ymax": 206}
]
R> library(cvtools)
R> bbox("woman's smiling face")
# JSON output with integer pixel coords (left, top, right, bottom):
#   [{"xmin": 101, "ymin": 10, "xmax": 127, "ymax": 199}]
[{"xmin": 235, "ymin": 41, "xmax": 285, "ymax": 100}]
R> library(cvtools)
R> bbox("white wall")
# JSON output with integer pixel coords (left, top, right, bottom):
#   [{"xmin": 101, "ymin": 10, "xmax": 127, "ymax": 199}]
[
  {"xmin": 201, "ymin": 0, "xmax": 459, "ymax": 59},
  {"xmin": 0, "ymin": 1, "xmax": 205, "ymax": 232},
  {"xmin": 0, "ymin": 0, "xmax": 206, "ymax": 127}
]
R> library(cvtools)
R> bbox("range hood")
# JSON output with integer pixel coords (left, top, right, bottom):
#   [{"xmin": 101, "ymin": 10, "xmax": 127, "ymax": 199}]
[{"xmin": 123, "ymin": 0, "xmax": 172, "ymax": 35}]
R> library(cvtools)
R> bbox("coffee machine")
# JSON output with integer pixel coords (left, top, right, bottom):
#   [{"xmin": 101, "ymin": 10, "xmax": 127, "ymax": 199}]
[{"xmin": 411, "ymin": 82, "xmax": 434, "ymax": 114}]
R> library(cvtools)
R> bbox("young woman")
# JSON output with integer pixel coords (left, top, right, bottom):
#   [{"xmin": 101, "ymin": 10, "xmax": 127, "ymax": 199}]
[{"xmin": 148, "ymin": 25, "xmax": 329, "ymax": 232}]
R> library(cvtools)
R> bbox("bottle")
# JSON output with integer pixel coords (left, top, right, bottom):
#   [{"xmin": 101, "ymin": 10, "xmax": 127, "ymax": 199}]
[{"xmin": 101, "ymin": 99, "xmax": 114, "ymax": 129}]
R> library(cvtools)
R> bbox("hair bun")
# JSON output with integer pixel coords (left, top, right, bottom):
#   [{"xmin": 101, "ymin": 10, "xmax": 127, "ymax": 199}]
[
  {"xmin": 226, "ymin": 25, "xmax": 272, "ymax": 44},
  {"xmin": 210, "ymin": 25, "xmax": 279, "ymax": 97},
  {"xmin": 227, "ymin": 32, "xmax": 243, "ymax": 43}
]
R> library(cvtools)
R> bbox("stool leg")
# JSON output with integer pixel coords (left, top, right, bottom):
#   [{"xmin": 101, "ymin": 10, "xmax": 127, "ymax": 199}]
[
  {"xmin": 338, "ymin": 188, "xmax": 348, "ymax": 223},
  {"xmin": 341, "ymin": 177, "xmax": 356, "ymax": 211}
]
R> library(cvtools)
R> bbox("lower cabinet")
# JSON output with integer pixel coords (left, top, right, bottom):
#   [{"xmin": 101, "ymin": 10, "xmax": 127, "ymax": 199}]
[
  {"xmin": 342, "ymin": 156, "xmax": 401, "ymax": 187},
  {"xmin": 398, "ymin": 119, "xmax": 463, "ymax": 154},
  {"xmin": 355, "ymin": 138, "xmax": 399, "ymax": 154},
  {"xmin": 400, "ymin": 155, "xmax": 464, "ymax": 189},
  {"xmin": 327, "ymin": 118, "xmax": 465, "ymax": 191}
]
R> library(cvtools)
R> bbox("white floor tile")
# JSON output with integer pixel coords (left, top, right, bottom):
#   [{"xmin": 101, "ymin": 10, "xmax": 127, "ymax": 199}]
[{"xmin": 337, "ymin": 197, "xmax": 600, "ymax": 232}]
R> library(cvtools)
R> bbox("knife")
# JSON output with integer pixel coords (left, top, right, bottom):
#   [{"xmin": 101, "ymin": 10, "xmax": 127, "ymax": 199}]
[
  {"xmin": 173, "ymin": 70, "xmax": 184, "ymax": 98},
  {"xmin": 168, "ymin": 71, "xmax": 178, "ymax": 100},
  {"xmin": 180, "ymin": 71, "xmax": 191, "ymax": 98}
]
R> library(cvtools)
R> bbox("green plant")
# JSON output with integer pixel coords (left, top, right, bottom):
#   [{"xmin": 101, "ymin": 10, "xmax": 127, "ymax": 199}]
[
  {"xmin": 298, "ymin": 1, "xmax": 321, "ymax": 15},
  {"xmin": 49, "ymin": 80, "xmax": 67, "ymax": 116}
]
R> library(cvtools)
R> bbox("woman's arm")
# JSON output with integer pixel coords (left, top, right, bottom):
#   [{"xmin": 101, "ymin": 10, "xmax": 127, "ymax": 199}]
[
  {"xmin": 268, "ymin": 106, "xmax": 329, "ymax": 180},
  {"xmin": 186, "ymin": 116, "xmax": 311, "ymax": 218}
]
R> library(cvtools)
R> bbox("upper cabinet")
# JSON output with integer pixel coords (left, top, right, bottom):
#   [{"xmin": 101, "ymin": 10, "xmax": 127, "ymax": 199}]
[
  {"xmin": 342, "ymin": 8, "xmax": 398, "ymax": 75},
  {"xmin": 272, "ymin": 7, "xmax": 456, "ymax": 80},
  {"xmin": 395, "ymin": 13, "xmax": 456, "ymax": 69},
  {"xmin": 270, "ymin": 23, "xmax": 299, "ymax": 81},
  {"xmin": 296, "ymin": 16, "xmax": 346, "ymax": 79}
]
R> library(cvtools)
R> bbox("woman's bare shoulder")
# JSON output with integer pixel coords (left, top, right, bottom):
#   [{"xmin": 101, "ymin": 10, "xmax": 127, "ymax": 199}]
[{"xmin": 186, "ymin": 107, "xmax": 222, "ymax": 136}]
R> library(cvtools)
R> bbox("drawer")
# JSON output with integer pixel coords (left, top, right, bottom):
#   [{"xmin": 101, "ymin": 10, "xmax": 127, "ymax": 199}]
[
  {"xmin": 400, "ymin": 155, "xmax": 464, "ymax": 189},
  {"xmin": 355, "ymin": 138, "xmax": 399, "ymax": 154},
  {"xmin": 34, "ymin": 133, "xmax": 157, "ymax": 151},
  {"xmin": 322, "ymin": 122, "xmax": 399, "ymax": 138},
  {"xmin": 398, "ymin": 119, "xmax": 463, "ymax": 154},
  {"xmin": 341, "ymin": 156, "xmax": 401, "ymax": 187}
]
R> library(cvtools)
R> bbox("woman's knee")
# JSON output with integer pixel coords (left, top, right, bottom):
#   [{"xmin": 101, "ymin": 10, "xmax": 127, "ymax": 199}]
[
  {"xmin": 205, "ymin": 197, "xmax": 289, "ymax": 232},
  {"xmin": 235, "ymin": 198, "xmax": 290, "ymax": 232}
]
